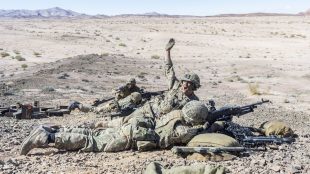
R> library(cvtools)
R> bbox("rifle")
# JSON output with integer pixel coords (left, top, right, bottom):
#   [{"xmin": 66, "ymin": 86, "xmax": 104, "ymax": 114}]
[
  {"xmin": 0, "ymin": 106, "xmax": 18, "ymax": 116},
  {"xmin": 241, "ymin": 135, "xmax": 294, "ymax": 146},
  {"xmin": 140, "ymin": 89, "xmax": 166, "ymax": 101},
  {"xmin": 207, "ymin": 99, "xmax": 270, "ymax": 123},
  {"xmin": 92, "ymin": 97, "xmax": 115, "ymax": 107}
]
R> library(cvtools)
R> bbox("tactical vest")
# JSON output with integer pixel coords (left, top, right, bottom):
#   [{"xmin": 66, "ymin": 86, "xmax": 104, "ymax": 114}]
[
  {"xmin": 155, "ymin": 110, "xmax": 185, "ymax": 148},
  {"xmin": 150, "ymin": 82, "xmax": 198, "ymax": 117}
]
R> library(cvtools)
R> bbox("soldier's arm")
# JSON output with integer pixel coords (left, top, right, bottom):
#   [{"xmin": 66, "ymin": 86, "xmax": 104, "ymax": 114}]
[
  {"xmin": 164, "ymin": 39, "xmax": 177, "ymax": 90},
  {"xmin": 172, "ymin": 123, "xmax": 199, "ymax": 144},
  {"xmin": 113, "ymin": 85, "xmax": 126, "ymax": 100}
]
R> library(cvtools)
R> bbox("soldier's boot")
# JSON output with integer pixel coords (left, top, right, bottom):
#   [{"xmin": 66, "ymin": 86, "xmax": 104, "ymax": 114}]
[{"xmin": 20, "ymin": 126, "xmax": 51, "ymax": 155}]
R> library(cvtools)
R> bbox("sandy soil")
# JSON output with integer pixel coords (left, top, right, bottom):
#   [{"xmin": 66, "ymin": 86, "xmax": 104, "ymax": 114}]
[{"xmin": 0, "ymin": 16, "xmax": 309, "ymax": 173}]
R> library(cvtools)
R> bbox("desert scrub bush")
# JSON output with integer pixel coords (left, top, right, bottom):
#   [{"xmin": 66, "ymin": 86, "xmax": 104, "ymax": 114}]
[
  {"xmin": 21, "ymin": 64, "xmax": 28, "ymax": 70},
  {"xmin": 115, "ymin": 37, "xmax": 120, "ymax": 40},
  {"xmin": 137, "ymin": 72, "xmax": 148, "ymax": 79},
  {"xmin": 33, "ymin": 52, "xmax": 41, "ymax": 57},
  {"xmin": 151, "ymin": 55, "xmax": 160, "ymax": 59},
  {"xmin": 248, "ymin": 83, "xmax": 262, "ymax": 95},
  {"xmin": 15, "ymin": 55, "xmax": 26, "ymax": 61},
  {"xmin": 101, "ymin": 53, "xmax": 109, "ymax": 57},
  {"xmin": 1, "ymin": 52, "xmax": 10, "ymax": 57},
  {"xmin": 106, "ymin": 39, "xmax": 111, "ymax": 42},
  {"xmin": 13, "ymin": 50, "xmax": 20, "ymax": 55},
  {"xmin": 119, "ymin": 43, "xmax": 127, "ymax": 47},
  {"xmin": 42, "ymin": 86, "xmax": 55, "ymax": 92}
]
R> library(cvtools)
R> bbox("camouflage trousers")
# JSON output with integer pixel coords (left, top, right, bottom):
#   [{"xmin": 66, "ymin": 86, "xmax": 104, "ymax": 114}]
[
  {"xmin": 99, "ymin": 103, "xmax": 155, "ymax": 129},
  {"xmin": 54, "ymin": 125, "xmax": 132, "ymax": 152}
]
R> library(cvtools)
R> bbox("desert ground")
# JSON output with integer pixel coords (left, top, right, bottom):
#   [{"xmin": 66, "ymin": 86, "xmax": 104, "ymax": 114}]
[{"xmin": 0, "ymin": 16, "xmax": 309, "ymax": 173}]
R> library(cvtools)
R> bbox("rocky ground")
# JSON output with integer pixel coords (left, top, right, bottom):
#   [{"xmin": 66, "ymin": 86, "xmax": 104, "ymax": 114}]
[{"xmin": 0, "ymin": 16, "xmax": 309, "ymax": 173}]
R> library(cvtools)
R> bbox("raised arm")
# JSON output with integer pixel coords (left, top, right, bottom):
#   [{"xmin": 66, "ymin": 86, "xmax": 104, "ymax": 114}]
[{"xmin": 164, "ymin": 38, "xmax": 177, "ymax": 90}]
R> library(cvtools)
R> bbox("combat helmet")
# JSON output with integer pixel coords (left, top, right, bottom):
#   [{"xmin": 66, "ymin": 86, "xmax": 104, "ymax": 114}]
[
  {"xmin": 130, "ymin": 92, "xmax": 142, "ymax": 104},
  {"xmin": 181, "ymin": 73, "xmax": 201, "ymax": 90},
  {"xmin": 127, "ymin": 78, "xmax": 136, "ymax": 85},
  {"xmin": 182, "ymin": 100, "xmax": 208, "ymax": 125}
]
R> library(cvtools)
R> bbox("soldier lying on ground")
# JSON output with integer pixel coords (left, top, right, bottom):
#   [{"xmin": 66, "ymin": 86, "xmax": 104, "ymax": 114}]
[
  {"xmin": 68, "ymin": 78, "xmax": 143, "ymax": 114},
  {"xmin": 104, "ymin": 38, "xmax": 201, "ymax": 118},
  {"xmin": 114, "ymin": 78, "xmax": 141, "ymax": 101},
  {"xmin": 70, "ymin": 38, "xmax": 201, "ymax": 118},
  {"xmin": 20, "ymin": 101, "xmax": 209, "ymax": 155}
]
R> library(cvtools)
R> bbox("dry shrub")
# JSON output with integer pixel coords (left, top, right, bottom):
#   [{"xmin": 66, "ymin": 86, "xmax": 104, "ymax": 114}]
[
  {"xmin": 248, "ymin": 83, "xmax": 262, "ymax": 95},
  {"xmin": 151, "ymin": 55, "xmax": 160, "ymax": 59},
  {"xmin": 1, "ymin": 52, "xmax": 10, "ymax": 57}
]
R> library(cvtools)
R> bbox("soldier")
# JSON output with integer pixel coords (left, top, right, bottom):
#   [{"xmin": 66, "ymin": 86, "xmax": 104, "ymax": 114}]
[
  {"xmin": 114, "ymin": 78, "xmax": 141, "ymax": 101},
  {"xmin": 69, "ymin": 78, "xmax": 142, "ymax": 114},
  {"xmin": 95, "ymin": 38, "xmax": 201, "ymax": 126},
  {"xmin": 20, "ymin": 101, "xmax": 209, "ymax": 155}
]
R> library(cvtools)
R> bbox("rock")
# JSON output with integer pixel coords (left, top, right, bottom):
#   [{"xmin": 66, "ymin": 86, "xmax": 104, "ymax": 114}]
[
  {"xmin": 270, "ymin": 165, "xmax": 281, "ymax": 172},
  {"xmin": 259, "ymin": 159, "xmax": 267, "ymax": 166}
]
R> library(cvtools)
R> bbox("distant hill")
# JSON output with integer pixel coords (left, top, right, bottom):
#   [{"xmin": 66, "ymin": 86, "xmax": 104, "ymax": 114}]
[
  {"xmin": 0, "ymin": 7, "xmax": 308, "ymax": 18},
  {"xmin": 214, "ymin": 12, "xmax": 297, "ymax": 17},
  {"xmin": 298, "ymin": 9, "xmax": 310, "ymax": 16},
  {"xmin": 116, "ymin": 12, "xmax": 198, "ymax": 18},
  {"xmin": 0, "ymin": 7, "xmax": 87, "ymax": 18}
]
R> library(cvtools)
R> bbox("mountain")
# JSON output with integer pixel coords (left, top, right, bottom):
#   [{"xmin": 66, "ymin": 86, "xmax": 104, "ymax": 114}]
[
  {"xmin": 214, "ymin": 12, "xmax": 297, "ymax": 17},
  {"xmin": 298, "ymin": 9, "xmax": 310, "ymax": 16},
  {"xmin": 0, "ymin": 7, "xmax": 87, "ymax": 18}
]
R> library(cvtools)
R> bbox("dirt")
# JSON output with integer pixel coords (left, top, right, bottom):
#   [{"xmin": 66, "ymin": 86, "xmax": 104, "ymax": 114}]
[{"xmin": 0, "ymin": 16, "xmax": 310, "ymax": 173}]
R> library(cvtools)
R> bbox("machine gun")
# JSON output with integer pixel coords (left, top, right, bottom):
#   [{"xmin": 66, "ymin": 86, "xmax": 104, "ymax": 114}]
[
  {"xmin": 241, "ymin": 135, "xmax": 294, "ymax": 146},
  {"xmin": 223, "ymin": 122, "xmax": 294, "ymax": 147},
  {"xmin": 92, "ymin": 97, "xmax": 115, "ymax": 107},
  {"xmin": 172, "ymin": 135, "xmax": 293, "ymax": 156},
  {"xmin": 140, "ymin": 89, "xmax": 166, "ymax": 101},
  {"xmin": 207, "ymin": 99, "xmax": 270, "ymax": 123},
  {"xmin": 1, "ymin": 101, "xmax": 71, "ymax": 119}
]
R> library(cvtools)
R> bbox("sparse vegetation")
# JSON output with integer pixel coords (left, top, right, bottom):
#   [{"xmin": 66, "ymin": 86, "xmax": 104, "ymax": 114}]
[
  {"xmin": 21, "ymin": 64, "xmax": 28, "ymax": 70},
  {"xmin": 15, "ymin": 55, "xmax": 26, "ymax": 61},
  {"xmin": 33, "ymin": 52, "xmax": 41, "ymax": 57},
  {"xmin": 137, "ymin": 72, "xmax": 148, "ymax": 79},
  {"xmin": 42, "ymin": 86, "xmax": 55, "ymax": 92},
  {"xmin": 115, "ymin": 37, "xmax": 120, "ymax": 40},
  {"xmin": 1, "ymin": 52, "xmax": 10, "ymax": 57},
  {"xmin": 151, "ymin": 55, "xmax": 160, "ymax": 59},
  {"xmin": 13, "ymin": 50, "xmax": 20, "ymax": 55},
  {"xmin": 119, "ymin": 43, "xmax": 127, "ymax": 47},
  {"xmin": 101, "ymin": 53, "xmax": 109, "ymax": 57},
  {"xmin": 248, "ymin": 83, "xmax": 262, "ymax": 95}
]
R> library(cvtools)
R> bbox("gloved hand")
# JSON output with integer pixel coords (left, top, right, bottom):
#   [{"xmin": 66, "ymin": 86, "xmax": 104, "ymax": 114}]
[{"xmin": 165, "ymin": 38, "xmax": 175, "ymax": 51}]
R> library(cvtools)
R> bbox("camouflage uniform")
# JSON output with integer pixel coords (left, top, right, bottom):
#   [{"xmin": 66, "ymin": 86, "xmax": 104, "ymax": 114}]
[
  {"xmin": 94, "ymin": 92, "xmax": 142, "ymax": 113},
  {"xmin": 114, "ymin": 78, "xmax": 141, "ymax": 101},
  {"xmin": 20, "ymin": 101, "xmax": 208, "ymax": 154},
  {"xmin": 52, "ymin": 110, "xmax": 200, "ymax": 152}
]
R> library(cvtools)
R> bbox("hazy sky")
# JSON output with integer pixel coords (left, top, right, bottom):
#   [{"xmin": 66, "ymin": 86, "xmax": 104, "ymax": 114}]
[{"xmin": 0, "ymin": 0, "xmax": 309, "ymax": 16}]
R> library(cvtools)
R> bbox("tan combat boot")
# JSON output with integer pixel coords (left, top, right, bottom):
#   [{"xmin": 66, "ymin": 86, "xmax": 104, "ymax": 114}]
[{"xmin": 20, "ymin": 126, "xmax": 49, "ymax": 155}]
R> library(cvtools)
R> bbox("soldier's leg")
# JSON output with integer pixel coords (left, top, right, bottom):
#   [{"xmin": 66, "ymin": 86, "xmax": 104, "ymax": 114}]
[{"xmin": 95, "ymin": 100, "xmax": 118, "ymax": 113}]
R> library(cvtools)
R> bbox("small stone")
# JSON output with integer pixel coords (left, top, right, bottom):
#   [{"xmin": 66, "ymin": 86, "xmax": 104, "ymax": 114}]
[
  {"xmin": 270, "ymin": 165, "xmax": 281, "ymax": 172},
  {"xmin": 259, "ymin": 159, "xmax": 267, "ymax": 166}
]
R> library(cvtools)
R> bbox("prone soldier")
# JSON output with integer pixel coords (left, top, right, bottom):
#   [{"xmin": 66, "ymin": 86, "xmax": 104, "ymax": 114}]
[{"xmin": 20, "ymin": 101, "xmax": 210, "ymax": 155}]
